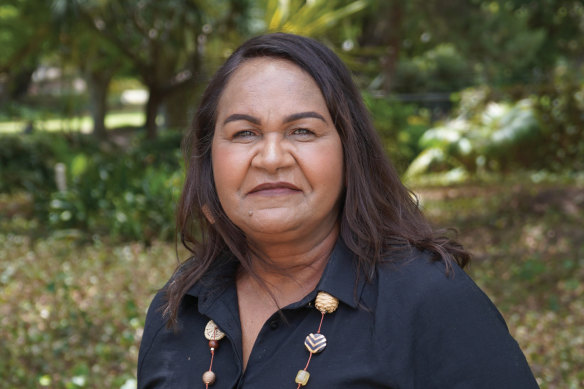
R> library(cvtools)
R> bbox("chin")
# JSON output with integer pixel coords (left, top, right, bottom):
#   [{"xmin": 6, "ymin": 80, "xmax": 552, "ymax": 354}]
[
  {"xmin": 242, "ymin": 213, "xmax": 302, "ymax": 236},
  {"xmin": 249, "ymin": 219, "xmax": 299, "ymax": 235}
]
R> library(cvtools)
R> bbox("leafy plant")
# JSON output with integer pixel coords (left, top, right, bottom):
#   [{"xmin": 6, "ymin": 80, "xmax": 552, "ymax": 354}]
[
  {"xmin": 263, "ymin": 0, "xmax": 369, "ymax": 36},
  {"xmin": 362, "ymin": 92, "xmax": 430, "ymax": 172},
  {"xmin": 0, "ymin": 130, "xmax": 184, "ymax": 242},
  {"xmin": 0, "ymin": 133, "xmax": 60, "ymax": 194},
  {"xmin": 532, "ymin": 65, "xmax": 584, "ymax": 172},
  {"xmin": 404, "ymin": 88, "xmax": 543, "ymax": 179},
  {"xmin": 394, "ymin": 43, "xmax": 472, "ymax": 93},
  {"xmin": 47, "ymin": 132, "xmax": 184, "ymax": 242}
]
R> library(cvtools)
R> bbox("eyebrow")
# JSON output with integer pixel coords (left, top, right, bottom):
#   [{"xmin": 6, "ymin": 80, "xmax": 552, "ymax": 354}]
[
  {"xmin": 223, "ymin": 113, "xmax": 260, "ymax": 125},
  {"xmin": 283, "ymin": 111, "xmax": 326, "ymax": 123},
  {"xmin": 222, "ymin": 111, "xmax": 326, "ymax": 125}
]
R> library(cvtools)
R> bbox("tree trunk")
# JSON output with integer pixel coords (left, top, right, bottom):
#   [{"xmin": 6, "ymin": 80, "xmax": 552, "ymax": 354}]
[
  {"xmin": 162, "ymin": 81, "xmax": 196, "ymax": 130},
  {"xmin": 383, "ymin": 2, "xmax": 404, "ymax": 92},
  {"xmin": 359, "ymin": 0, "xmax": 404, "ymax": 92},
  {"xmin": 87, "ymin": 71, "xmax": 111, "ymax": 140},
  {"xmin": 145, "ymin": 87, "xmax": 163, "ymax": 140}
]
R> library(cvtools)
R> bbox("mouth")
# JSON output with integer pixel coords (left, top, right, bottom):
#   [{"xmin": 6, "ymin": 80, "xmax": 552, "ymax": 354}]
[{"xmin": 248, "ymin": 182, "xmax": 301, "ymax": 195}]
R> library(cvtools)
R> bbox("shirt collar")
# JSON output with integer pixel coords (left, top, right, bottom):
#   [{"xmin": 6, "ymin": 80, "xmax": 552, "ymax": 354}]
[
  {"xmin": 314, "ymin": 238, "xmax": 365, "ymax": 309},
  {"xmin": 186, "ymin": 237, "xmax": 366, "ymax": 312},
  {"xmin": 185, "ymin": 253, "xmax": 238, "ymax": 311}
]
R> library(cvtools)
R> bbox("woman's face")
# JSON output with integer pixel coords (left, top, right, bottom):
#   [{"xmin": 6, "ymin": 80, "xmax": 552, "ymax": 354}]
[{"xmin": 211, "ymin": 58, "xmax": 344, "ymax": 245}]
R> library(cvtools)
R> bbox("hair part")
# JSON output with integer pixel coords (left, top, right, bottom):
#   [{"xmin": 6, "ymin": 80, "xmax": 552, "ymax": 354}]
[{"xmin": 163, "ymin": 33, "xmax": 470, "ymax": 328}]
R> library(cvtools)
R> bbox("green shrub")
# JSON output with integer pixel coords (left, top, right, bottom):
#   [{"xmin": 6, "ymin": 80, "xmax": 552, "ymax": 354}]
[
  {"xmin": 0, "ymin": 132, "xmax": 104, "ymax": 220},
  {"xmin": 46, "ymin": 131, "xmax": 184, "ymax": 242},
  {"xmin": 1, "ymin": 130, "xmax": 185, "ymax": 242},
  {"xmin": 393, "ymin": 44, "xmax": 472, "ymax": 93},
  {"xmin": 0, "ymin": 133, "xmax": 60, "ymax": 194},
  {"xmin": 405, "ymin": 64, "xmax": 584, "ymax": 179},
  {"xmin": 532, "ymin": 66, "xmax": 584, "ymax": 172},
  {"xmin": 0, "ymin": 132, "xmax": 103, "ymax": 193},
  {"xmin": 362, "ymin": 92, "xmax": 430, "ymax": 172}
]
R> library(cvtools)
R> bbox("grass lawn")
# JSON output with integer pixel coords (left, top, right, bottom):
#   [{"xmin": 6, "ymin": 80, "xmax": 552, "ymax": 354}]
[
  {"xmin": 1, "ymin": 179, "xmax": 583, "ymax": 388},
  {"xmin": 0, "ymin": 111, "xmax": 145, "ymax": 134}
]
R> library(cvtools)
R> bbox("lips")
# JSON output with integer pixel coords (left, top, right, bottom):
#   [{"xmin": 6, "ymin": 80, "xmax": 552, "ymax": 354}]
[{"xmin": 248, "ymin": 182, "xmax": 301, "ymax": 195}]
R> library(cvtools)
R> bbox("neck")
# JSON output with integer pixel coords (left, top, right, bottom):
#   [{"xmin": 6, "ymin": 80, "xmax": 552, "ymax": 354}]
[{"xmin": 238, "ymin": 223, "xmax": 339, "ymax": 306}]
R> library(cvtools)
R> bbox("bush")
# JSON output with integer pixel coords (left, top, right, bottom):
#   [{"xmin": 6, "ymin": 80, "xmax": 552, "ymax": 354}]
[
  {"xmin": 362, "ymin": 92, "xmax": 430, "ymax": 172},
  {"xmin": 47, "ymin": 132, "xmax": 184, "ymax": 242},
  {"xmin": 0, "ymin": 132, "xmax": 97, "ymax": 218},
  {"xmin": 1, "ymin": 130, "xmax": 184, "ymax": 242},
  {"xmin": 0, "ymin": 133, "xmax": 58, "ymax": 194},
  {"xmin": 393, "ymin": 44, "xmax": 473, "ymax": 93},
  {"xmin": 405, "ymin": 78, "xmax": 584, "ymax": 179},
  {"xmin": 0, "ymin": 132, "xmax": 103, "ymax": 194},
  {"xmin": 405, "ymin": 62, "xmax": 584, "ymax": 179},
  {"xmin": 532, "ymin": 66, "xmax": 584, "ymax": 171}
]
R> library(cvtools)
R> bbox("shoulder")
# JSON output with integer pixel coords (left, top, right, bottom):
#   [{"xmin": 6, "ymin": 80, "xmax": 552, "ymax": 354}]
[
  {"xmin": 376, "ymin": 249, "xmax": 500, "ymax": 316},
  {"xmin": 371, "ymin": 249, "xmax": 538, "ymax": 388},
  {"xmin": 377, "ymin": 248, "xmax": 468, "ymax": 286},
  {"xmin": 375, "ymin": 249, "xmax": 509, "ymax": 336}
]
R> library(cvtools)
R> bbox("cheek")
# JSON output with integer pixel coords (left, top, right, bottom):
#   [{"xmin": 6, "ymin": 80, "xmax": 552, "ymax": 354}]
[
  {"xmin": 212, "ymin": 155, "xmax": 229, "ymax": 201},
  {"xmin": 304, "ymin": 145, "xmax": 344, "ymax": 192},
  {"xmin": 211, "ymin": 144, "xmax": 246, "ymax": 204}
]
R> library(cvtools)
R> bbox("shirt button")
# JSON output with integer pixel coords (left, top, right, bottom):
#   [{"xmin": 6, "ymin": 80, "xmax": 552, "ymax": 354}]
[{"xmin": 269, "ymin": 318, "xmax": 279, "ymax": 329}]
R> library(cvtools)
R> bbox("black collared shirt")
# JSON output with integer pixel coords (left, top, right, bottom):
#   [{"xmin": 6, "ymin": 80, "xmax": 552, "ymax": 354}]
[{"xmin": 138, "ymin": 240, "xmax": 538, "ymax": 388}]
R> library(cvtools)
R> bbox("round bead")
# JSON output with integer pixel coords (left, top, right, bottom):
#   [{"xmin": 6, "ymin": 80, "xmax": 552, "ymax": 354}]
[
  {"xmin": 204, "ymin": 320, "xmax": 225, "ymax": 340},
  {"xmin": 208, "ymin": 339, "xmax": 219, "ymax": 349},
  {"xmin": 315, "ymin": 291, "xmax": 339, "ymax": 314},
  {"xmin": 202, "ymin": 370, "xmax": 216, "ymax": 385}
]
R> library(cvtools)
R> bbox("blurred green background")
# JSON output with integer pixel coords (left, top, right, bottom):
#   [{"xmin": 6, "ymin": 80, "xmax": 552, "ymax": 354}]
[{"xmin": 1, "ymin": 0, "xmax": 583, "ymax": 388}]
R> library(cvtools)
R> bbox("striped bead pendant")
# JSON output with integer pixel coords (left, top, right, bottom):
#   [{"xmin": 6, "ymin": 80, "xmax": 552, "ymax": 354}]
[{"xmin": 304, "ymin": 333, "xmax": 327, "ymax": 354}]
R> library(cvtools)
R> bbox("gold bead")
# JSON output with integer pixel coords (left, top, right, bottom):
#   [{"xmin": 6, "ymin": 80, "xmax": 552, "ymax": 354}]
[
  {"xmin": 202, "ymin": 370, "xmax": 216, "ymax": 385},
  {"xmin": 315, "ymin": 291, "xmax": 339, "ymax": 314},
  {"xmin": 204, "ymin": 320, "xmax": 225, "ymax": 340},
  {"xmin": 295, "ymin": 370, "xmax": 310, "ymax": 386}
]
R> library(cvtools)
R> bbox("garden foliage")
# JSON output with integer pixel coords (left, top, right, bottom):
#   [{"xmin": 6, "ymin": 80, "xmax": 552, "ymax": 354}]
[
  {"xmin": 405, "ymin": 77, "xmax": 584, "ymax": 179},
  {"xmin": 362, "ymin": 92, "xmax": 429, "ymax": 173},
  {"xmin": 0, "ymin": 131, "xmax": 183, "ymax": 242}
]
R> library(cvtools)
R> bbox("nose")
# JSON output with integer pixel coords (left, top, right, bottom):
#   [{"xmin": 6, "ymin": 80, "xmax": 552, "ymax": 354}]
[{"xmin": 251, "ymin": 133, "xmax": 294, "ymax": 173}]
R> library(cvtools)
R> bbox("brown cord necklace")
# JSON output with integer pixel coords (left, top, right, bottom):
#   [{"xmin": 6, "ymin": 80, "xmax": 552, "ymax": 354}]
[{"xmin": 201, "ymin": 291, "xmax": 340, "ymax": 388}]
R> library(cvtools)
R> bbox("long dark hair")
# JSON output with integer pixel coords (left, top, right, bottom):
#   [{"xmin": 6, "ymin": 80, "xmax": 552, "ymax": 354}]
[{"xmin": 163, "ymin": 33, "xmax": 470, "ymax": 328}]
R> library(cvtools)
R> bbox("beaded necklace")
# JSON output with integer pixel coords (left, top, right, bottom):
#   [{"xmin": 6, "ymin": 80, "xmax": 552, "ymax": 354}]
[{"xmin": 201, "ymin": 291, "xmax": 340, "ymax": 388}]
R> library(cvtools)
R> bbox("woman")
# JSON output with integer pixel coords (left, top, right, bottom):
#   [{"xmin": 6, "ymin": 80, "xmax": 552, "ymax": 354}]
[{"xmin": 138, "ymin": 33, "xmax": 538, "ymax": 388}]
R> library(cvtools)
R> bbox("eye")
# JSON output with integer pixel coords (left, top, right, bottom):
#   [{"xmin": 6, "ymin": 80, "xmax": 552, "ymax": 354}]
[
  {"xmin": 291, "ymin": 128, "xmax": 315, "ymax": 137},
  {"xmin": 232, "ymin": 130, "xmax": 257, "ymax": 140}
]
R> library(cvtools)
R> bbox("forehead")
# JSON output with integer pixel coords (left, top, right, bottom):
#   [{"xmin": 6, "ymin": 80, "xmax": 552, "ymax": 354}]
[
  {"xmin": 227, "ymin": 57, "xmax": 315, "ymax": 88},
  {"xmin": 216, "ymin": 57, "xmax": 329, "ymax": 116}
]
